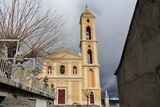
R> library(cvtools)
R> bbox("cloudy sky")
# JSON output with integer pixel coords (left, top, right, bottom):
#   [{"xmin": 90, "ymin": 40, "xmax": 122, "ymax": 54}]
[{"xmin": 46, "ymin": 0, "xmax": 137, "ymax": 98}]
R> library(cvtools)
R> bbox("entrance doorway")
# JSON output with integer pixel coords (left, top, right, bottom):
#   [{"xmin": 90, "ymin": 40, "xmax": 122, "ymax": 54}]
[
  {"xmin": 90, "ymin": 92, "xmax": 94, "ymax": 104},
  {"xmin": 58, "ymin": 89, "xmax": 65, "ymax": 104}
]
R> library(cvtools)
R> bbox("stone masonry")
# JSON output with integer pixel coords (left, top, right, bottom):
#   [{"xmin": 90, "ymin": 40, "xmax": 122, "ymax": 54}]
[{"xmin": 115, "ymin": 0, "xmax": 160, "ymax": 107}]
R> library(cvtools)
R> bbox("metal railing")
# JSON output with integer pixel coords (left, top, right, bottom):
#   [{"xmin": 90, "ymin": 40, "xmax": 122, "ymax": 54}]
[
  {"xmin": 0, "ymin": 39, "xmax": 55, "ymax": 98},
  {"xmin": 0, "ymin": 58, "xmax": 55, "ymax": 97}
]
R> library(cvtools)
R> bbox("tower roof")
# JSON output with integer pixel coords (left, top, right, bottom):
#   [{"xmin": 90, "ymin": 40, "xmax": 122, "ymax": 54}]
[
  {"xmin": 80, "ymin": 5, "xmax": 95, "ymax": 24},
  {"xmin": 82, "ymin": 5, "xmax": 95, "ymax": 18}
]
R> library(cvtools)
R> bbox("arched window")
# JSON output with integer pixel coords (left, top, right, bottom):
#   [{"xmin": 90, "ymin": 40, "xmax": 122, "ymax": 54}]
[
  {"xmin": 86, "ymin": 26, "xmax": 91, "ymax": 40},
  {"xmin": 73, "ymin": 66, "xmax": 77, "ymax": 74},
  {"xmin": 88, "ymin": 49, "xmax": 92, "ymax": 64},
  {"xmin": 60, "ymin": 65, "xmax": 65, "ymax": 74},
  {"xmin": 90, "ymin": 92, "xmax": 94, "ymax": 104},
  {"xmin": 48, "ymin": 66, "xmax": 52, "ymax": 74}
]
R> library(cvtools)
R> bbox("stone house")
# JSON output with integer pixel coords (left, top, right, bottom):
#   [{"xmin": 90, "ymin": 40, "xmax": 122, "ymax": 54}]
[{"xmin": 115, "ymin": 0, "xmax": 160, "ymax": 107}]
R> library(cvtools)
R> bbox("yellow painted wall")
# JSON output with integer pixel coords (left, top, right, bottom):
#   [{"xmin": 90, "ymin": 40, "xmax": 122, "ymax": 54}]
[
  {"xmin": 88, "ymin": 69, "xmax": 94, "ymax": 87},
  {"xmin": 72, "ymin": 81, "xmax": 79, "ymax": 102}
]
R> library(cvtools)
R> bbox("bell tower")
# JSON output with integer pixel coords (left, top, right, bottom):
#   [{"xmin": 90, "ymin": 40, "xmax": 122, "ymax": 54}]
[{"xmin": 80, "ymin": 6, "xmax": 101, "ymax": 106}]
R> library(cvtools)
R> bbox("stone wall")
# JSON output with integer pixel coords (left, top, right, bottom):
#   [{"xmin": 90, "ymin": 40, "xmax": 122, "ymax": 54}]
[
  {"xmin": 115, "ymin": 0, "xmax": 160, "ymax": 107},
  {"xmin": 0, "ymin": 95, "xmax": 36, "ymax": 107},
  {"xmin": 0, "ymin": 76, "xmax": 54, "ymax": 107}
]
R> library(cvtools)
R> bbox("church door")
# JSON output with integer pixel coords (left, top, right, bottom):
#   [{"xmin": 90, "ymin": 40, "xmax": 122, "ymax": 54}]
[
  {"xmin": 58, "ymin": 89, "xmax": 65, "ymax": 104},
  {"xmin": 90, "ymin": 92, "xmax": 94, "ymax": 104}
]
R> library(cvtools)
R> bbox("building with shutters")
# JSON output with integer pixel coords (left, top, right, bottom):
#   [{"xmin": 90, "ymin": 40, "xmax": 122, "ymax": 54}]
[{"xmin": 38, "ymin": 6, "xmax": 101, "ymax": 106}]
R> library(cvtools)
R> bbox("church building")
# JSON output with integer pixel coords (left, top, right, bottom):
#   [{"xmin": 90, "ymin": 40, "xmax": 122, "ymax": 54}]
[{"xmin": 39, "ymin": 6, "xmax": 101, "ymax": 106}]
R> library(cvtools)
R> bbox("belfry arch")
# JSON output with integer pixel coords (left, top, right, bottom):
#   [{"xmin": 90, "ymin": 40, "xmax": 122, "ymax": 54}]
[
  {"xmin": 86, "ymin": 26, "xmax": 91, "ymax": 40},
  {"xmin": 87, "ymin": 49, "xmax": 92, "ymax": 64}
]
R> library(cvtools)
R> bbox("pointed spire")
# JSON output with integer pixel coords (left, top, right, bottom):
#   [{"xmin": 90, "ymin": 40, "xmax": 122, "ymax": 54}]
[
  {"xmin": 80, "ymin": 4, "xmax": 95, "ymax": 24},
  {"xmin": 82, "ymin": 5, "xmax": 95, "ymax": 18}
]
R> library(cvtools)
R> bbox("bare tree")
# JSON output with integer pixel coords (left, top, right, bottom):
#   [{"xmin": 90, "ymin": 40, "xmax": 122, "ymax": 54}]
[{"xmin": 0, "ymin": 0, "xmax": 69, "ymax": 66}]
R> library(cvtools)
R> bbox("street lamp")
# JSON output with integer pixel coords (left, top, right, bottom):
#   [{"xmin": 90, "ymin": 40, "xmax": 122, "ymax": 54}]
[{"xmin": 82, "ymin": 88, "xmax": 92, "ymax": 106}]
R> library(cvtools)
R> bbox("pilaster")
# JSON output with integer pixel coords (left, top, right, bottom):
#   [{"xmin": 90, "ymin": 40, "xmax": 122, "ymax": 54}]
[
  {"xmin": 79, "ymin": 80, "xmax": 82, "ymax": 103},
  {"xmin": 68, "ymin": 80, "xmax": 72, "ymax": 104},
  {"xmin": 93, "ymin": 42, "xmax": 98, "ymax": 64},
  {"xmin": 53, "ymin": 62, "xmax": 57, "ymax": 76},
  {"xmin": 68, "ymin": 61, "xmax": 72, "ymax": 76},
  {"xmin": 84, "ymin": 68, "xmax": 88, "ymax": 87},
  {"xmin": 78, "ymin": 61, "xmax": 82, "ymax": 77}
]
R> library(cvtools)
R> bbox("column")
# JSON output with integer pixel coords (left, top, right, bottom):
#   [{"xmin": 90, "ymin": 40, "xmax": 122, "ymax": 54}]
[
  {"xmin": 84, "ymin": 68, "xmax": 88, "ymax": 87},
  {"xmin": 79, "ymin": 61, "xmax": 82, "ymax": 77},
  {"xmin": 42, "ymin": 62, "xmax": 47, "ymax": 77},
  {"xmin": 82, "ymin": 43, "xmax": 87, "ymax": 64},
  {"xmin": 94, "ymin": 68, "xmax": 100, "ymax": 87},
  {"xmin": 93, "ymin": 42, "xmax": 98, "ymax": 64},
  {"xmin": 68, "ymin": 80, "xmax": 72, "ymax": 104},
  {"xmin": 79, "ymin": 80, "xmax": 82, "ymax": 103},
  {"xmin": 53, "ymin": 62, "xmax": 57, "ymax": 76},
  {"xmin": 68, "ymin": 61, "xmax": 72, "ymax": 76},
  {"xmin": 82, "ymin": 24, "xmax": 86, "ymax": 40},
  {"xmin": 92, "ymin": 23, "xmax": 97, "ymax": 40}
]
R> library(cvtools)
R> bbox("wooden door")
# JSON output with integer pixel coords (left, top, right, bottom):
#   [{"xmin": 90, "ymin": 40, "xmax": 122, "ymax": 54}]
[
  {"xmin": 90, "ymin": 92, "xmax": 94, "ymax": 104},
  {"xmin": 58, "ymin": 89, "xmax": 65, "ymax": 104}
]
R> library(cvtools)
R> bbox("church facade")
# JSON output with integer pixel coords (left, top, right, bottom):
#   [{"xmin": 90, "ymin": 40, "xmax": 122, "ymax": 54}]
[{"xmin": 39, "ymin": 6, "xmax": 101, "ymax": 106}]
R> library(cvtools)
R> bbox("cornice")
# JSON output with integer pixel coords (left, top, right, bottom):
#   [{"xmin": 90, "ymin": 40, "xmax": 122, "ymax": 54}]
[
  {"xmin": 83, "ymin": 64, "xmax": 100, "ymax": 67},
  {"xmin": 47, "ymin": 76, "xmax": 83, "ymax": 80}
]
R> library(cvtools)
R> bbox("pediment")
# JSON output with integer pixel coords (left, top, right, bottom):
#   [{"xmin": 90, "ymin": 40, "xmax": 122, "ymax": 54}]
[{"xmin": 45, "ymin": 51, "xmax": 82, "ymax": 60}]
